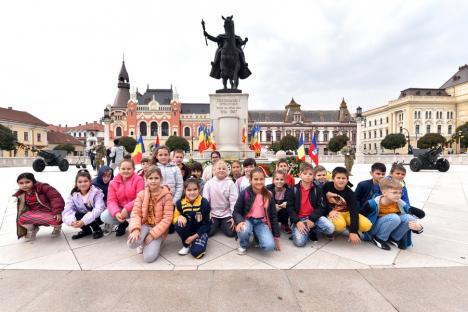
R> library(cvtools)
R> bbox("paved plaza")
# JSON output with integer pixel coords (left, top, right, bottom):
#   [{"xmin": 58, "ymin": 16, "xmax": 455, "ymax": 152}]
[{"xmin": 1, "ymin": 163, "xmax": 467, "ymax": 271}]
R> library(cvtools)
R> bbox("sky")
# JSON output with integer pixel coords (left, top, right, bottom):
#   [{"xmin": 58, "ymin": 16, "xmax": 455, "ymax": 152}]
[{"xmin": 1, "ymin": 0, "xmax": 468, "ymax": 126}]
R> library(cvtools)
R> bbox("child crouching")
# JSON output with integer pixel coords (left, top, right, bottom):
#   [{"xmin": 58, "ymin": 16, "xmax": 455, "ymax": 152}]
[
  {"xmin": 127, "ymin": 166, "xmax": 174, "ymax": 263},
  {"xmin": 174, "ymin": 178, "xmax": 211, "ymax": 258}
]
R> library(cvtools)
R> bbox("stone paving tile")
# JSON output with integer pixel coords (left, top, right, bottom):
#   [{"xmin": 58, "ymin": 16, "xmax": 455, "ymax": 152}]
[
  {"xmin": 320, "ymin": 235, "xmax": 399, "ymax": 266},
  {"xmin": 407, "ymin": 234, "xmax": 468, "ymax": 265},
  {"xmin": 286, "ymin": 270, "xmax": 396, "ymax": 312},
  {"xmin": 292, "ymin": 249, "xmax": 370, "ymax": 270},
  {"xmin": 359, "ymin": 267, "xmax": 468, "ymax": 312},
  {"xmin": 174, "ymin": 265, "xmax": 198, "ymax": 270},
  {"xmin": 0, "ymin": 234, "xmax": 69, "ymax": 265},
  {"xmin": 160, "ymin": 234, "xmax": 233, "ymax": 266},
  {"xmin": 199, "ymin": 250, "xmax": 275, "ymax": 270},
  {"xmin": 94, "ymin": 254, "xmax": 174, "ymax": 270},
  {"xmin": 393, "ymin": 250, "xmax": 465, "ymax": 268},
  {"xmin": 209, "ymin": 270, "xmax": 300, "ymax": 312},
  {"xmin": 5, "ymin": 250, "xmax": 81, "ymax": 270}
]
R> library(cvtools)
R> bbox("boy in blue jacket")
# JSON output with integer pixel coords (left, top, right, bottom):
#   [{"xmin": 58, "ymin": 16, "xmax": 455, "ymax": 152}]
[
  {"xmin": 355, "ymin": 162, "xmax": 386, "ymax": 210},
  {"xmin": 361, "ymin": 177, "xmax": 423, "ymax": 250}
]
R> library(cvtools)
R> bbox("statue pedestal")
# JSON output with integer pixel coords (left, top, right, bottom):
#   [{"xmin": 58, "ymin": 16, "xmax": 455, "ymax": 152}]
[{"xmin": 209, "ymin": 93, "xmax": 255, "ymax": 160}]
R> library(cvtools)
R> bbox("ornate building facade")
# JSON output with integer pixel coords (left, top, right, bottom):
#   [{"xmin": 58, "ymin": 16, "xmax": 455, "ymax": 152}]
[
  {"xmin": 104, "ymin": 61, "xmax": 356, "ymax": 153},
  {"xmin": 359, "ymin": 64, "xmax": 468, "ymax": 155}
]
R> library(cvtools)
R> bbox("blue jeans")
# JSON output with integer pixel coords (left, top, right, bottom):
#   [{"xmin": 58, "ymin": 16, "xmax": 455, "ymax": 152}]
[
  {"xmin": 371, "ymin": 214, "xmax": 415, "ymax": 241},
  {"xmin": 100, "ymin": 209, "xmax": 126, "ymax": 225},
  {"xmin": 292, "ymin": 216, "xmax": 334, "ymax": 247},
  {"xmin": 237, "ymin": 218, "xmax": 275, "ymax": 251}
]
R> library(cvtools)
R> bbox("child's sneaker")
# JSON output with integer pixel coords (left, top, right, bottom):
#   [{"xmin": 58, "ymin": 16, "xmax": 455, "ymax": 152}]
[
  {"xmin": 237, "ymin": 247, "xmax": 247, "ymax": 255},
  {"xmin": 371, "ymin": 236, "xmax": 391, "ymax": 250},
  {"xmin": 103, "ymin": 224, "xmax": 113, "ymax": 236},
  {"xmin": 388, "ymin": 238, "xmax": 406, "ymax": 250},
  {"xmin": 24, "ymin": 226, "xmax": 39, "ymax": 242},
  {"xmin": 178, "ymin": 246, "xmax": 190, "ymax": 255},
  {"xmin": 136, "ymin": 245, "xmax": 143, "ymax": 254}
]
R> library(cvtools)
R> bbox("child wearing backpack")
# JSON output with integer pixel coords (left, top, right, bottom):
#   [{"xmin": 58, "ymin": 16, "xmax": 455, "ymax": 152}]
[
  {"xmin": 63, "ymin": 169, "xmax": 105, "ymax": 239},
  {"xmin": 234, "ymin": 168, "xmax": 281, "ymax": 255},
  {"xmin": 174, "ymin": 178, "xmax": 211, "ymax": 258},
  {"xmin": 266, "ymin": 169, "xmax": 292, "ymax": 234}
]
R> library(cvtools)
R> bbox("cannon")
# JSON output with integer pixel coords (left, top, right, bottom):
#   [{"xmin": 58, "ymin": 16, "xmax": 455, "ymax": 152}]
[
  {"xmin": 409, "ymin": 146, "xmax": 449, "ymax": 172},
  {"xmin": 32, "ymin": 150, "xmax": 70, "ymax": 172}
]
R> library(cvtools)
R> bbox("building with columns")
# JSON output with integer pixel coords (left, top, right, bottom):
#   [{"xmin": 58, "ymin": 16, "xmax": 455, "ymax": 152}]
[
  {"xmin": 358, "ymin": 64, "xmax": 468, "ymax": 155},
  {"xmin": 103, "ymin": 61, "xmax": 356, "ymax": 153},
  {"xmin": 248, "ymin": 98, "xmax": 356, "ymax": 154}
]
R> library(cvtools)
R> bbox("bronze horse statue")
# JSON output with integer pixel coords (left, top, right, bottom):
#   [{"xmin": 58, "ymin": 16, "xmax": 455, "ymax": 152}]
[{"xmin": 203, "ymin": 16, "xmax": 251, "ymax": 91}]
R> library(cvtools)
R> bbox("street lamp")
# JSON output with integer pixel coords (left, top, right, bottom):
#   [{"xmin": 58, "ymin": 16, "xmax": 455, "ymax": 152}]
[
  {"xmin": 458, "ymin": 130, "xmax": 462, "ymax": 154},
  {"xmin": 400, "ymin": 127, "xmax": 411, "ymax": 154}
]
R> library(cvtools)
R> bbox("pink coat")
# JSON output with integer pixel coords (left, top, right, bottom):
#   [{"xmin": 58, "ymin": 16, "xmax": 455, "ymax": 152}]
[{"xmin": 106, "ymin": 172, "xmax": 144, "ymax": 218}]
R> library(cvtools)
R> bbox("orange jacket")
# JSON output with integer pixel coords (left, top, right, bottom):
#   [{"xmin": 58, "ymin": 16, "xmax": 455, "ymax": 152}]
[{"xmin": 130, "ymin": 186, "xmax": 174, "ymax": 240}]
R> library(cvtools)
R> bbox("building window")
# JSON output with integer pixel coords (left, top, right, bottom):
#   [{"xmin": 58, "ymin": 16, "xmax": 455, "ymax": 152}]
[
  {"xmin": 130, "ymin": 131, "xmax": 134, "ymax": 136},
  {"xmin": 447, "ymin": 111, "xmax": 450, "ymax": 119},
  {"xmin": 368, "ymin": 143, "xmax": 371, "ymax": 150},
  {"xmin": 363, "ymin": 144, "xmax": 366, "ymax": 150},
  {"xmin": 374, "ymin": 143, "xmax": 377, "ymax": 150},
  {"xmin": 323, "ymin": 131, "xmax": 328, "ymax": 142},
  {"xmin": 386, "ymin": 117, "xmax": 389, "ymax": 123},
  {"xmin": 416, "ymin": 125, "xmax": 420, "ymax": 135},
  {"xmin": 25, "ymin": 150, "xmax": 28, "ymax": 157},
  {"xmin": 414, "ymin": 111, "xmax": 417, "ymax": 119},
  {"xmin": 37, "ymin": 133, "xmax": 41, "ymax": 142},
  {"xmin": 364, "ymin": 132, "xmax": 366, "ymax": 139},
  {"xmin": 139, "ymin": 122, "xmax": 147, "ymax": 136},
  {"xmin": 23, "ymin": 132, "xmax": 29, "ymax": 141},
  {"xmin": 161, "ymin": 122, "xmax": 169, "ymax": 136},
  {"xmin": 437, "ymin": 125, "xmax": 442, "ymax": 134},
  {"xmin": 451, "ymin": 112, "xmax": 454, "ymax": 119},
  {"xmin": 276, "ymin": 130, "xmax": 281, "ymax": 141},
  {"xmin": 369, "ymin": 131, "xmax": 371, "ymax": 139},
  {"xmin": 374, "ymin": 130, "xmax": 377, "ymax": 138},
  {"xmin": 429, "ymin": 111, "xmax": 432, "ymax": 119},
  {"xmin": 304, "ymin": 131, "xmax": 309, "ymax": 143},
  {"xmin": 266, "ymin": 130, "xmax": 272, "ymax": 142},
  {"xmin": 426, "ymin": 125, "xmax": 431, "ymax": 134},
  {"xmin": 386, "ymin": 129, "xmax": 388, "ymax": 136},
  {"xmin": 425, "ymin": 111, "xmax": 428, "ymax": 119},
  {"xmin": 13, "ymin": 131, "xmax": 18, "ymax": 139},
  {"xmin": 286, "ymin": 130, "xmax": 291, "ymax": 136},
  {"xmin": 115, "ymin": 127, "xmax": 122, "ymax": 137},
  {"xmin": 380, "ymin": 129, "xmax": 383, "ymax": 137},
  {"xmin": 448, "ymin": 125, "xmax": 452, "ymax": 135},
  {"xmin": 150, "ymin": 122, "xmax": 158, "ymax": 136},
  {"xmin": 380, "ymin": 118, "xmax": 383, "ymax": 125},
  {"xmin": 368, "ymin": 121, "xmax": 371, "ymax": 127},
  {"xmin": 184, "ymin": 127, "xmax": 191, "ymax": 137},
  {"xmin": 374, "ymin": 120, "xmax": 377, "ymax": 126}
]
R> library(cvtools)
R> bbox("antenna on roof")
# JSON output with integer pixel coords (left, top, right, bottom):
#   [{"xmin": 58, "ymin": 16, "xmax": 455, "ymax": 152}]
[{"xmin": 122, "ymin": 52, "xmax": 125, "ymax": 62}]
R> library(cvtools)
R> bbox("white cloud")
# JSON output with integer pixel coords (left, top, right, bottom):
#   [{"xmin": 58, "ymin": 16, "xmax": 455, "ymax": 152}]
[{"xmin": 0, "ymin": 0, "xmax": 467, "ymax": 125}]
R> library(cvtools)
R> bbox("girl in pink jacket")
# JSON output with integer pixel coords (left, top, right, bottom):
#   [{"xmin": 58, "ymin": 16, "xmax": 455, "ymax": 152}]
[{"xmin": 101, "ymin": 158, "xmax": 144, "ymax": 236}]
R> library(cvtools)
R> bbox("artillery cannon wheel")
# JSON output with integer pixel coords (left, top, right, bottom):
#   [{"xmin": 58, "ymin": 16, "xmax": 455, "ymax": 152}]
[
  {"xmin": 436, "ymin": 158, "xmax": 450, "ymax": 172},
  {"xmin": 58, "ymin": 159, "xmax": 69, "ymax": 172},
  {"xmin": 409, "ymin": 158, "xmax": 422, "ymax": 172},
  {"xmin": 32, "ymin": 159, "xmax": 46, "ymax": 172}
]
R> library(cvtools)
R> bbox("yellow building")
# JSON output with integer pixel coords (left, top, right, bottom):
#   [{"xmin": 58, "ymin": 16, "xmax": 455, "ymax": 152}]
[
  {"xmin": 0, "ymin": 107, "xmax": 49, "ymax": 157},
  {"xmin": 360, "ymin": 65, "xmax": 468, "ymax": 154}
]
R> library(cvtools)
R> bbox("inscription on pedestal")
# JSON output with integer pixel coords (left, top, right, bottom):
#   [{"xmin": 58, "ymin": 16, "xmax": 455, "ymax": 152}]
[{"xmin": 214, "ymin": 97, "xmax": 242, "ymax": 117}]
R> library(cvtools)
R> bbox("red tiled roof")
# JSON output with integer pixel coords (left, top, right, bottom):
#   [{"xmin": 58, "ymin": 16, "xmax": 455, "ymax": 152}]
[
  {"xmin": 47, "ymin": 130, "xmax": 84, "ymax": 146},
  {"xmin": 48, "ymin": 122, "xmax": 104, "ymax": 132},
  {"xmin": 0, "ymin": 107, "xmax": 48, "ymax": 127}
]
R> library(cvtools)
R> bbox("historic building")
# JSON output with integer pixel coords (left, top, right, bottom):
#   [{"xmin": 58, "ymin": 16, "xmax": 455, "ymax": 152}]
[
  {"xmin": 359, "ymin": 64, "xmax": 468, "ymax": 154},
  {"xmin": 104, "ymin": 61, "xmax": 209, "ymax": 151},
  {"xmin": 0, "ymin": 106, "xmax": 49, "ymax": 157},
  {"xmin": 248, "ymin": 98, "xmax": 356, "ymax": 154},
  {"xmin": 48, "ymin": 122, "xmax": 105, "ymax": 148},
  {"xmin": 104, "ymin": 61, "xmax": 356, "ymax": 153}
]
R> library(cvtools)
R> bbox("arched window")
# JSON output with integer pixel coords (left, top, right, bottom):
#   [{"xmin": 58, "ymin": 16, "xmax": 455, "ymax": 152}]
[
  {"xmin": 276, "ymin": 130, "xmax": 281, "ymax": 141},
  {"xmin": 266, "ymin": 130, "xmax": 272, "ymax": 142},
  {"xmin": 162, "ymin": 122, "xmax": 169, "ymax": 136},
  {"xmin": 139, "ymin": 122, "xmax": 147, "ymax": 136},
  {"xmin": 184, "ymin": 127, "xmax": 191, "ymax": 137},
  {"xmin": 115, "ymin": 127, "xmax": 122, "ymax": 137},
  {"xmin": 151, "ymin": 122, "xmax": 158, "ymax": 136}
]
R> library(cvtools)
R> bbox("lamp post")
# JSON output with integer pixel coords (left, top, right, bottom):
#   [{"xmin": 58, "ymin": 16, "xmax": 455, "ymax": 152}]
[
  {"xmin": 400, "ymin": 127, "xmax": 411, "ymax": 154},
  {"xmin": 102, "ymin": 107, "xmax": 111, "ymax": 147},
  {"xmin": 355, "ymin": 106, "xmax": 366, "ymax": 156},
  {"xmin": 458, "ymin": 130, "xmax": 462, "ymax": 154}
]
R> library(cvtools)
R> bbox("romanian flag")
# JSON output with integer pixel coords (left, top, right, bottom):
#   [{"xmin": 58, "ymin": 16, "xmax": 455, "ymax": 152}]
[
  {"xmin": 296, "ymin": 132, "xmax": 305, "ymax": 161},
  {"xmin": 207, "ymin": 122, "xmax": 216, "ymax": 150},
  {"xmin": 198, "ymin": 125, "xmax": 208, "ymax": 154},
  {"xmin": 309, "ymin": 132, "xmax": 319, "ymax": 166},
  {"xmin": 132, "ymin": 134, "xmax": 145, "ymax": 164},
  {"xmin": 250, "ymin": 123, "xmax": 261, "ymax": 152},
  {"xmin": 155, "ymin": 133, "xmax": 160, "ymax": 148},
  {"xmin": 242, "ymin": 126, "xmax": 247, "ymax": 144}
]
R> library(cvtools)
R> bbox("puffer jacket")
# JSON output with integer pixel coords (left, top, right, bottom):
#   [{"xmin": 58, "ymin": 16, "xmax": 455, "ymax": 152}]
[
  {"xmin": 156, "ymin": 162, "xmax": 183, "ymax": 204},
  {"xmin": 130, "ymin": 186, "xmax": 174, "ymax": 240},
  {"xmin": 62, "ymin": 185, "xmax": 106, "ymax": 226},
  {"xmin": 107, "ymin": 172, "xmax": 145, "ymax": 218}
]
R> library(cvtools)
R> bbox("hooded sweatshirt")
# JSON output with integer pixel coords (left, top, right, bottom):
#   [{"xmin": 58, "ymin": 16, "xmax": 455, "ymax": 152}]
[
  {"xmin": 92, "ymin": 165, "xmax": 114, "ymax": 202},
  {"xmin": 62, "ymin": 185, "xmax": 106, "ymax": 225},
  {"xmin": 107, "ymin": 172, "xmax": 145, "ymax": 218}
]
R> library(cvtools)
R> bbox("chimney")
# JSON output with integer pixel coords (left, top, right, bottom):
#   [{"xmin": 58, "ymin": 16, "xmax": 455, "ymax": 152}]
[
  {"xmin": 59, "ymin": 124, "xmax": 61, "ymax": 128},
  {"xmin": 65, "ymin": 124, "xmax": 68, "ymax": 128},
  {"xmin": 86, "ymin": 122, "xmax": 88, "ymax": 125},
  {"xmin": 79, "ymin": 124, "xmax": 81, "ymax": 126}
]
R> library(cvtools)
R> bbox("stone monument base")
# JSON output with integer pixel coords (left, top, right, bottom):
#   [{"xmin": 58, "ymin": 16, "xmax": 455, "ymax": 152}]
[{"xmin": 209, "ymin": 92, "xmax": 250, "ymax": 157}]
